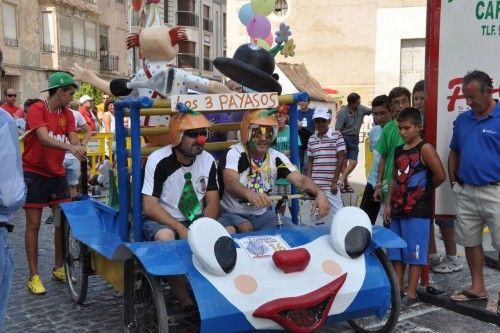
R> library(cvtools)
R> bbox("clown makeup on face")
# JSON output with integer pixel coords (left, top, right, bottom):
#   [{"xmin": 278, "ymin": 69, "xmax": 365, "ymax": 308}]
[
  {"xmin": 177, "ymin": 128, "xmax": 208, "ymax": 158},
  {"xmin": 248, "ymin": 125, "xmax": 274, "ymax": 157}
]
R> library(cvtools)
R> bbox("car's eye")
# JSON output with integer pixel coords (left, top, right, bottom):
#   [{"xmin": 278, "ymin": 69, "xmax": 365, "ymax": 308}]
[
  {"xmin": 329, "ymin": 207, "xmax": 372, "ymax": 259},
  {"xmin": 188, "ymin": 217, "xmax": 237, "ymax": 276}
]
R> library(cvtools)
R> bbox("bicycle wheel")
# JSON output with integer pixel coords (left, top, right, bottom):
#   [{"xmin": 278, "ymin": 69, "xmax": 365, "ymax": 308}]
[
  {"xmin": 348, "ymin": 248, "xmax": 401, "ymax": 333},
  {"xmin": 124, "ymin": 264, "xmax": 169, "ymax": 333},
  {"xmin": 63, "ymin": 220, "xmax": 89, "ymax": 304}
]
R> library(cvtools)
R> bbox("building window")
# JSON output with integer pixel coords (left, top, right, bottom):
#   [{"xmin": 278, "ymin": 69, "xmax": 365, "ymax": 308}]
[
  {"xmin": 203, "ymin": 45, "xmax": 212, "ymax": 71},
  {"xmin": 2, "ymin": 3, "xmax": 18, "ymax": 47},
  {"xmin": 42, "ymin": 12, "xmax": 55, "ymax": 52},
  {"xmin": 274, "ymin": 0, "xmax": 288, "ymax": 16},
  {"xmin": 164, "ymin": 0, "xmax": 169, "ymax": 24},
  {"xmin": 177, "ymin": 41, "xmax": 198, "ymax": 69},
  {"xmin": 58, "ymin": 15, "xmax": 97, "ymax": 58},
  {"xmin": 203, "ymin": 5, "xmax": 213, "ymax": 33}
]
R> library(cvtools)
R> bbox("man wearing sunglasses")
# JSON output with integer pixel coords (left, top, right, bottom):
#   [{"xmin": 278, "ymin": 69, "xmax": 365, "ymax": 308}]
[
  {"xmin": 142, "ymin": 110, "xmax": 223, "ymax": 311},
  {"xmin": 1, "ymin": 88, "xmax": 23, "ymax": 118},
  {"xmin": 218, "ymin": 109, "xmax": 330, "ymax": 233}
]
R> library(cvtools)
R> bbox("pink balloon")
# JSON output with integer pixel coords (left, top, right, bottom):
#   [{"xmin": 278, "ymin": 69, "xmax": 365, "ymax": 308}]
[
  {"xmin": 246, "ymin": 15, "xmax": 271, "ymax": 40},
  {"xmin": 265, "ymin": 32, "xmax": 273, "ymax": 46}
]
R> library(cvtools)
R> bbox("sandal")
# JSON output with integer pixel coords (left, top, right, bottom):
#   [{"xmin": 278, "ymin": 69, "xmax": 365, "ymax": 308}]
[
  {"xmin": 343, "ymin": 185, "xmax": 355, "ymax": 193},
  {"xmin": 450, "ymin": 289, "xmax": 488, "ymax": 302}
]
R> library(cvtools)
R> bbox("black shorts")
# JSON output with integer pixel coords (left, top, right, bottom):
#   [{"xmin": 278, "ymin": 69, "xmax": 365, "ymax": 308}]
[
  {"xmin": 360, "ymin": 183, "xmax": 380, "ymax": 225},
  {"xmin": 24, "ymin": 171, "xmax": 71, "ymax": 208}
]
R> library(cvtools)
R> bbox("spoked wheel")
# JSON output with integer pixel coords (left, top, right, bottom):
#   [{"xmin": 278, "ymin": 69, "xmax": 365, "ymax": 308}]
[
  {"xmin": 348, "ymin": 248, "xmax": 401, "ymax": 333},
  {"xmin": 63, "ymin": 220, "xmax": 89, "ymax": 304},
  {"xmin": 124, "ymin": 264, "xmax": 169, "ymax": 333}
]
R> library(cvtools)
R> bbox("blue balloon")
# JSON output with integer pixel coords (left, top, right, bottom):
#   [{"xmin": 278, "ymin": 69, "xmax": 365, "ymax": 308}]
[{"xmin": 239, "ymin": 3, "xmax": 254, "ymax": 26}]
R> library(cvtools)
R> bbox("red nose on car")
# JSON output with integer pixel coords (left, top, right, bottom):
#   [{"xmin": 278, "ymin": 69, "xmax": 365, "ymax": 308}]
[{"xmin": 272, "ymin": 248, "xmax": 311, "ymax": 273}]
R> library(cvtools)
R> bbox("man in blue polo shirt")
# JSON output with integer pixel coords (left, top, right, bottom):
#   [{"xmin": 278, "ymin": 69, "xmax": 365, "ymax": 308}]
[{"xmin": 448, "ymin": 70, "xmax": 500, "ymax": 303}]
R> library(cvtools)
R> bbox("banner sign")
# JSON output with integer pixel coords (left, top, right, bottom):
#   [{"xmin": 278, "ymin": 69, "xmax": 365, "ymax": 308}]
[
  {"xmin": 171, "ymin": 92, "xmax": 279, "ymax": 111},
  {"xmin": 428, "ymin": 0, "xmax": 500, "ymax": 215}
]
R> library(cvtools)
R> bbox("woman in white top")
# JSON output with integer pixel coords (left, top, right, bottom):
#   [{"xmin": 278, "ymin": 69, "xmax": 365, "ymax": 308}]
[{"xmin": 102, "ymin": 99, "xmax": 115, "ymax": 133}]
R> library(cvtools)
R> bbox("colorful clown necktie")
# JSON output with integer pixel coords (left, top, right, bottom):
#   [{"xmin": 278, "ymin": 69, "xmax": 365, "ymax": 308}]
[
  {"xmin": 178, "ymin": 172, "xmax": 201, "ymax": 223},
  {"xmin": 248, "ymin": 158, "xmax": 267, "ymax": 194}
]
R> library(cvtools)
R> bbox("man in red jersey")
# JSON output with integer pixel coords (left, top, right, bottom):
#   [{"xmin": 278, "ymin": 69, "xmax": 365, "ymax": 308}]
[{"xmin": 22, "ymin": 72, "xmax": 86, "ymax": 295}]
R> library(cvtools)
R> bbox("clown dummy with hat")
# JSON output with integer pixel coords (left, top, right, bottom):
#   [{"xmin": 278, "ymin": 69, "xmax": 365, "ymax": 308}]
[
  {"xmin": 71, "ymin": 10, "xmax": 229, "ymax": 146},
  {"xmin": 217, "ymin": 108, "xmax": 330, "ymax": 233},
  {"xmin": 141, "ymin": 107, "xmax": 232, "ymax": 310}
]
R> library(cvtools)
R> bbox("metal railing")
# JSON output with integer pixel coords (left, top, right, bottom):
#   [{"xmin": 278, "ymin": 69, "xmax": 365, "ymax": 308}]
[
  {"xmin": 177, "ymin": 53, "xmax": 199, "ymax": 69},
  {"xmin": 203, "ymin": 18, "xmax": 213, "ymax": 32},
  {"xmin": 177, "ymin": 11, "xmax": 199, "ymax": 27},
  {"xmin": 43, "ymin": 44, "xmax": 54, "ymax": 52},
  {"xmin": 100, "ymin": 55, "xmax": 119, "ymax": 71},
  {"xmin": 4, "ymin": 37, "xmax": 18, "ymax": 47}
]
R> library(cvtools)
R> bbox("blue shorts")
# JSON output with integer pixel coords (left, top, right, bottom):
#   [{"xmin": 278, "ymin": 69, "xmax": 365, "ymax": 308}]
[
  {"xmin": 218, "ymin": 208, "xmax": 293, "ymax": 231},
  {"xmin": 387, "ymin": 217, "xmax": 429, "ymax": 265},
  {"xmin": 342, "ymin": 134, "xmax": 359, "ymax": 161},
  {"xmin": 64, "ymin": 158, "xmax": 81, "ymax": 186},
  {"xmin": 142, "ymin": 219, "xmax": 190, "ymax": 241}
]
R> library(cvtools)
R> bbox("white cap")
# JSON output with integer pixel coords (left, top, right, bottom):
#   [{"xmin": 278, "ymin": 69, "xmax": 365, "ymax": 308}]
[
  {"xmin": 312, "ymin": 107, "xmax": 331, "ymax": 120},
  {"xmin": 79, "ymin": 95, "xmax": 93, "ymax": 104}
]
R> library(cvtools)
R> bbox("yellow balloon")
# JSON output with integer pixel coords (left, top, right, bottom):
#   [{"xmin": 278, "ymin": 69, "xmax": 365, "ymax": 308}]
[
  {"xmin": 251, "ymin": 0, "xmax": 276, "ymax": 16},
  {"xmin": 256, "ymin": 39, "xmax": 271, "ymax": 50}
]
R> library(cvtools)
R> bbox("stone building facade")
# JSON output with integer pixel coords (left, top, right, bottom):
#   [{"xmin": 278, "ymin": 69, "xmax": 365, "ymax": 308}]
[
  {"xmin": 0, "ymin": 0, "xmax": 129, "ymax": 103},
  {"xmin": 227, "ymin": 0, "xmax": 427, "ymax": 104}
]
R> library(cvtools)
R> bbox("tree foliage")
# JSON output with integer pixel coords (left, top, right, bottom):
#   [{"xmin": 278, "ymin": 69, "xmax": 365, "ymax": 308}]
[{"xmin": 74, "ymin": 83, "xmax": 104, "ymax": 105}]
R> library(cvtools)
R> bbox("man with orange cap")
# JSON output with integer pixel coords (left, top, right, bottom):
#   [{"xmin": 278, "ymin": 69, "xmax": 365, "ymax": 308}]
[
  {"xmin": 218, "ymin": 109, "xmax": 330, "ymax": 232},
  {"xmin": 141, "ymin": 108, "xmax": 223, "ymax": 311}
]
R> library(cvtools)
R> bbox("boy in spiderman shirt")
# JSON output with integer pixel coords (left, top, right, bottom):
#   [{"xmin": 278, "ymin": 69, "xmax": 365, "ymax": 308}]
[
  {"xmin": 22, "ymin": 72, "xmax": 86, "ymax": 295},
  {"xmin": 383, "ymin": 107, "xmax": 446, "ymax": 307}
]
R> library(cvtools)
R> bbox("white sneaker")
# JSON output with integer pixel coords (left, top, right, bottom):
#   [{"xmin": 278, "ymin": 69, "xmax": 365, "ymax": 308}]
[{"xmin": 432, "ymin": 256, "xmax": 463, "ymax": 274}]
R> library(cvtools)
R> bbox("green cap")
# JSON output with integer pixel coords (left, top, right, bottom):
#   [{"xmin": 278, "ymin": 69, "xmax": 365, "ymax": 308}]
[{"xmin": 41, "ymin": 72, "xmax": 78, "ymax": 92}]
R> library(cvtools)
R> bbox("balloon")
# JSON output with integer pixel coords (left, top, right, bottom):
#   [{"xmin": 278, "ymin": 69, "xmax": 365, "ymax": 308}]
[
  {"xmin": 264, "ymin": 32, "xmax": 273, "ymax": 46},
  {"xmin": 250, "ymin": 0, "xmax": 276, "ymax": 16},
  {"xmin": 256, "ymin": 39, "xmax": 271, "ymax": 50},
  {"xmin": 246, "ymin": 15, "xmax": 271, "ymax": 39},
  {"xmin": 239, "ymin": 3, "xmax": 254, "ymax": 26}
]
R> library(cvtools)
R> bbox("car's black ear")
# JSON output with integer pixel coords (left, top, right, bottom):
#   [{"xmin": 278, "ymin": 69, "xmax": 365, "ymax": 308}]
[{"xmin": 330, "ymin": 207, "xmax": 372, "ymax": 259}]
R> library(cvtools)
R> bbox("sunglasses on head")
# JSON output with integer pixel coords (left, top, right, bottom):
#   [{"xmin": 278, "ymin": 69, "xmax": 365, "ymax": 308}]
[
  {"xmin": 184, "ymin": 129, "xmax": 208, "ymax": 138},
  {"xmin": 6, "ymin": 94, "xmax": 16, "ymax": 98}
]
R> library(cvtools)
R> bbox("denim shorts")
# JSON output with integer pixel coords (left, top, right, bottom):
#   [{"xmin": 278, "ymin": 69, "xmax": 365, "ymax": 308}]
[
  {"xmin": 343, "ymin": 134, "xmax": 359, "ymax": 161},
  {"xmin": 218, "ymin": 208, "xmax": 293, "ymax": 231},
  {"xmin": 0, "ymin": 228, "xmax": 14, "ymax": 331},
  {"xmin": 142, "ymin": 219, "xmax": 190, "ymax": 241},
  {"xmin": 434, "ymin": 217, "xmax": 455, "ymax": 228},
  {"xmin": 386, "ymin": 217, "xmax": 430, "ymax": 265},
  {"xmin": 64, "ymin": 158, "xmax": 81, "ymax": 186}
]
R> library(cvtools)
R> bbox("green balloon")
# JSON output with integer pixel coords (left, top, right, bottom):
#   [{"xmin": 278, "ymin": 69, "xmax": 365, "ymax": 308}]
[
  {"xmin": 256, "ymin": 38, "xmax": 271, "ymax": 50},
  {"xmin": 251, "ymin": 0, "xmax": 276, "ymax": 16}
]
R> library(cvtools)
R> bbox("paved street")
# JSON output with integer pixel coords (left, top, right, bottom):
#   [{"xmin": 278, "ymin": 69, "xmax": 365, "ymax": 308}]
[{"xmin": 4, "ymin": 142, "xmax": 500, "ymax": 332}]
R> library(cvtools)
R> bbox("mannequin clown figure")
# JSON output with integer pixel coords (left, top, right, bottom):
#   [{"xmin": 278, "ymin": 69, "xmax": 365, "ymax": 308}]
[{"xmin": 71, "ymin": 26, "xmax": 229, "ymax": 146}]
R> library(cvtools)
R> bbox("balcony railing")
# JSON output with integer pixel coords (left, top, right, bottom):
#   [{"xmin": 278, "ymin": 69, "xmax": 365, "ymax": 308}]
[
  {"xmin": 4, "ymin": 37, "xmax": 18, "ymax": 47},
  {"xmin": 203, "ymin": 18, "xmax": 213, "ymax": 32},
  {"xmin": 177, "ymin": 11, "xmax": 199, "ymax": 28},
  {"xmin": 100, "ymin": 55, "xmax": 119, "ymax": 71},
  {"xmin": 85, "ymin": 50, "xmax": 97, "ymax": 58},
  {"xmin": 177, "ymin": 53, "xmax": 199, "ymax": 69},
  {"xmin": 60, "ymin": 45, "xmax": 73, "ymax": 55},
  {"xmin": 43, "ymin": 44, "xmax": 54, "ymax": 53},
  {"xmin": 203, "ymin": 58, "xmax": 213, "ymax": 71}
]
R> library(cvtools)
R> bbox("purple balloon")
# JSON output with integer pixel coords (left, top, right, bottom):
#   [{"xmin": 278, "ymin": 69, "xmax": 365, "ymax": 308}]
[{"xmin": 246, "ymin": 15, "xmax": 271, "ymax": 40}]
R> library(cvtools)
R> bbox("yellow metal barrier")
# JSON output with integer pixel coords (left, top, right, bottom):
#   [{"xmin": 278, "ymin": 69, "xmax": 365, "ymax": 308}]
[
  {"xmin": 364, "ymin": 137, "xmax": 373, "ymax": 178},
  {"xmin": 82, "ymin": 133, "xmax": 114, "ymax": 176}
]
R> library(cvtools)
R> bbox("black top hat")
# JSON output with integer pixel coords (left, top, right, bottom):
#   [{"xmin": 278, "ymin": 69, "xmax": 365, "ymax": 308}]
[{"xmin": 214, "ymin": 44, "xmax": 282, "ymax": 94}]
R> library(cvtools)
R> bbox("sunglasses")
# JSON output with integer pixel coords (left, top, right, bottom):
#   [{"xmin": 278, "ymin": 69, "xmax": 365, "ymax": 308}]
[
  {"xmin": 6, "ymin": 94, "xmax": 16, "ymax": 97},
  {"xmin": 251, "ymin": 126, "xmax": 274, "ymax": 140},
  {"xmin": 184, "ymin": 129, "xmax": 208, "ymax": 138}
]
